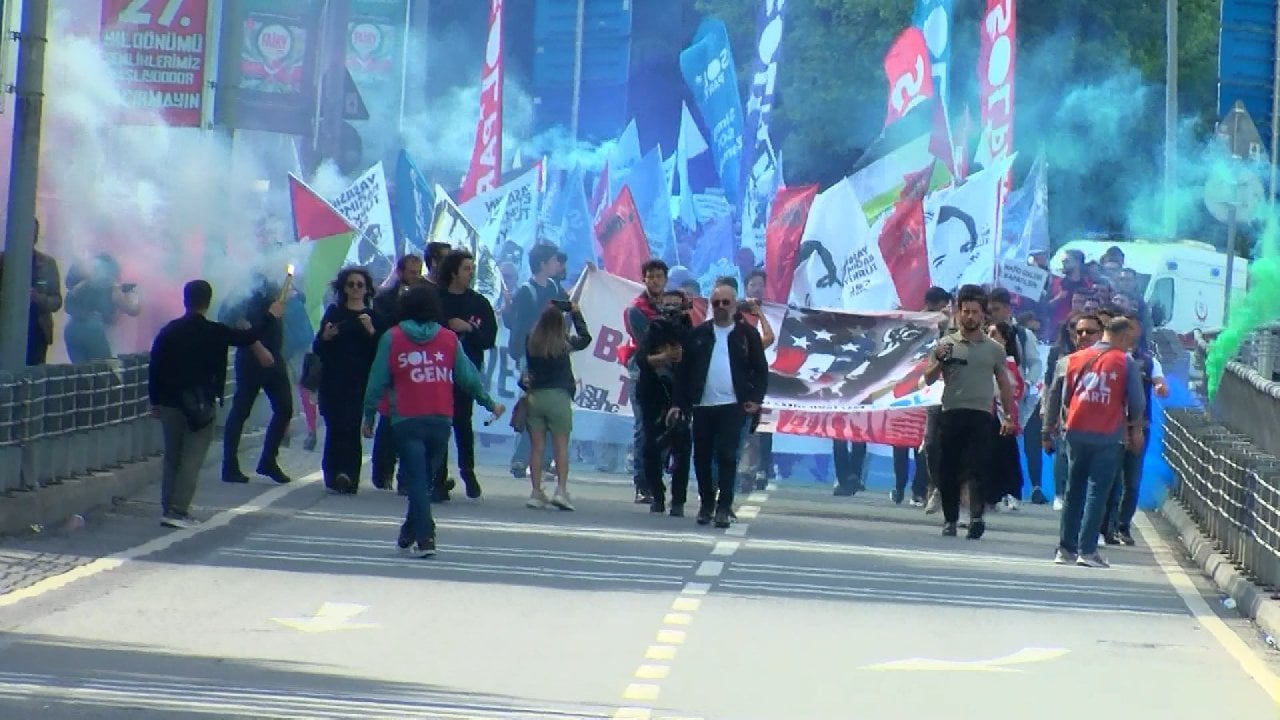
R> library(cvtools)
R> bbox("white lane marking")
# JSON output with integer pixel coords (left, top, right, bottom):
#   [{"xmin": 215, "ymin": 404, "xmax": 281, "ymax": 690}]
[
  {"xmin": 0, "ymin": 470, "xmax": 324, "ymax": 610},
  {"xmin": 724, "ymin": 524, "xmax": 749, "ymax": 537},
  {"xmin": 299, "ymin": 512, "xmax": 719, "ymax": 546},
  {"xmin": 694, "ymin": 561, "xmax": 725, "ymax": 577},
  {"xmin": 735, "ymin": 506, "xmax": 761, "ymax": 520},
  {"xmin": 710, "ymin": 541, "xmax": 741, "ymax": 557},
  {"xmin": 746, "ymin": 492, "xmax": 768, "ymax": 503},
  {"xmin": 1133, "ymin": 513, "xmax": 1280, "ymax": 702},
  {"xmin": 681, "ymin": 582, "xmax": 711, "ymax": 595}
]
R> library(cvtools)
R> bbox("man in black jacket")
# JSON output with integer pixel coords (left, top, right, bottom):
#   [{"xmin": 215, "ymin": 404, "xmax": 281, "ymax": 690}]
[
  {"xmin": 675, "ymin": 284, "xmax": 769, "ymax": 528},
  {"xmin": 150, "ymin": 280, "xmax": 282, "ymax": 528},
  {"xmin": 219, "ymin": 276, "xmax": 294, "ymax": 485}
]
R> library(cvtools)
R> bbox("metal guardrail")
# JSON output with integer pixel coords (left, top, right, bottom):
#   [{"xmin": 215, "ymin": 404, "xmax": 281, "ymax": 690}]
[
  {"xmin": 1164, "ymin": 407, "xmax": 1280, "ymax": 595},
  {"xmin": 0, "ymin": 351, "xmax": 263, "ymax": 496}
]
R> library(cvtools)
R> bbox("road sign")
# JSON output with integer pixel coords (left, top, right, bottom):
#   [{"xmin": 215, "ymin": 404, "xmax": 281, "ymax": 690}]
[
  {"xmin": 1217, "ymin": 100, "xmax": 1267, "ymax": 162},
  {"xmin": 1205, "ymin": 171, "xmax": 1265, "ymax": 223}
]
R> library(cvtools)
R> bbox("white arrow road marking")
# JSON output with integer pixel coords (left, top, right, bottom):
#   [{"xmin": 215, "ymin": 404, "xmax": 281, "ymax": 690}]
[
  {"xmin": 861, "ymin": 647, "xmax": 1070, "ymax": 673},
  {"xmin": 271, "ymin": 602, "xmax": 379, "ymax": 633}
]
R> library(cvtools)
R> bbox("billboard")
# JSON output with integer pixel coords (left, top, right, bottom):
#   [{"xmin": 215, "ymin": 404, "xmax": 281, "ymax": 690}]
[{"xmin": 99, "ymin": 0, "xmax": 211, "ymax": 127}]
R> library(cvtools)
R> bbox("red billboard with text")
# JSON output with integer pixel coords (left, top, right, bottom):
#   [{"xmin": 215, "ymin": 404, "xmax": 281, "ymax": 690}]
[{"xmin": 100, "ymin": 0, "xmax": 210, "ymax": 127}]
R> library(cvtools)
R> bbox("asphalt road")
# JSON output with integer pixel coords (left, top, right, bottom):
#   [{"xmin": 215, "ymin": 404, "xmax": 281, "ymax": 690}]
[{"xmin": 0, "ymin": 442, "xmax": 1278, "ymax": 720}]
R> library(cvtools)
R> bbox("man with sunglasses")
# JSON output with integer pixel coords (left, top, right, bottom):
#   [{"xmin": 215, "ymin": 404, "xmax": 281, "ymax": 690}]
[{"xmin": 673, "ymin": 284, "xmax": 769, "ymax": 528}]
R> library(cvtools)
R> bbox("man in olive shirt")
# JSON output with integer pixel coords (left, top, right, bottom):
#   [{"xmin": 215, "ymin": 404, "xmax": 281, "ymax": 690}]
[{"xmin": 923, "ymin": 284, "xmax": 1017, "ymax": 539}]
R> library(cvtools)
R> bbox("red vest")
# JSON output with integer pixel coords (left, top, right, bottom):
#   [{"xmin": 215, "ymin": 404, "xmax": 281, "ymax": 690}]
[
  {"xmin": 1063, "ymin": 347, "xmax": 1130, "ymax": 436},
  {"xmin": 618, "ymin": 293, "xmax": 662, "ymax": 366},
  {"xmin": 388, "ymin": 326, "xmax": 459, "ymax": 418}
]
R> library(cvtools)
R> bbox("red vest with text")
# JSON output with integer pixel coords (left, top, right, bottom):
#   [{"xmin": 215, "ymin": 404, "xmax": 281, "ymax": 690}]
[
  {"xmin": 1063, "ymin": 347, "xmax": 1130, "ymax": 436},
  {"xmin": 388, "ymin": 326, "xmax": 459, "ymax": 418}
]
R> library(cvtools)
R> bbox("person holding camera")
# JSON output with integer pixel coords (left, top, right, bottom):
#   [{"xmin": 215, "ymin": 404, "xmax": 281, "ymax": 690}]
[
  {"xmin": 923, "ymin": 284, "xmax": 1017, "ymax": 540},
  {"xmin": 638, "ymin": 290, "xmax": 695, "ymax": 516},
  {"xmin": 63, "ymin": 252, "xmax": 141, "ymax": 362},
  {"xmin": 523, "ymin": 299, "xmax": 592, "ymax": 511},
  {"xmin": 674, "ymin": 284, "xmax": 769, "ymax": 529}
]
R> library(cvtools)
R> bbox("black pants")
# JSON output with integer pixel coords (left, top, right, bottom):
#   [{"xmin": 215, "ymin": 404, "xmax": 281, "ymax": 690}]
[
  {"xmin": 892, "ymin": 446, "xmax": 928, "ymax": 499},
  {"xmin": 372, "ymin": 414, "xmax": 399, "ymax": 487},
  {"xmin": 223, "ymin": 366, "xmax": 292, "ymax": 476},
  {"xmin": 642, "ymin": 392, "xmax": 691, "ymax": 506},
  {"xmin": 321, "ymin": 401, "xmax": 364, "ymax": 489},
  {"xmin": 452, "ymin": 384, "xmax": 476, "ymax": 481},
  {"xmin": 988, "ymin": 417, "xmax": 1025, "ymax": 504},
  {"xmin": 692, "ymin": 404, "xmax": 746, "ymax": 513},
  {"xmin": 936, "ymin": 409, "xmax": 994, "ymax": 524},
  {"xmin": 26, "ymin": 339, "xmax": 47, "ymax": 366},
  {"xmin": 1022, "ymin": 408, "xmax": 1043, "ymax": 490},
  {"xmin": 833, "ymin": 440, "xmax": 867, "ymax": 490}
]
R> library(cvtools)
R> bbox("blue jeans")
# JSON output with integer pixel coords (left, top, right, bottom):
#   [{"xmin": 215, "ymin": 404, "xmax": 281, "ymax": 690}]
[
  {"xmin": 393, "ymin": 418, "xmax": 451, "ymax": 545},
  {"xmin": 1104, "ymin": 437, "xmax": 1149, "ymax": 534},
  {"xmin": 1060, "ymin": 438, "xmax": 1123, "ymax": 555}
]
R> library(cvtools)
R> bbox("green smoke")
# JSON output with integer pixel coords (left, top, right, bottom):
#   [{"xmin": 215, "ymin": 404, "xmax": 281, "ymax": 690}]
[{"xmin": 1206, "ymin": 215, "xmax": 1280, "ymax": 400}]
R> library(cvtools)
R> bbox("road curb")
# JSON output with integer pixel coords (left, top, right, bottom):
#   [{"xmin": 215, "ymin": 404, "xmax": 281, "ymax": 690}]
[
  {"xmin": 0, "ymin": 431, "xmax": 265, "ymax": 538},
  {"xmin": 1160, "ymin": 496, "xmax": 1280, "ymax": 642}
]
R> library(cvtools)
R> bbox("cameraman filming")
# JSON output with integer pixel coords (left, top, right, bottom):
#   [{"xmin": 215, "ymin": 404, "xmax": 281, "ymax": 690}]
[{"xmin": 638, "ymin": 290, "xmax": 694, "ymax": 517}]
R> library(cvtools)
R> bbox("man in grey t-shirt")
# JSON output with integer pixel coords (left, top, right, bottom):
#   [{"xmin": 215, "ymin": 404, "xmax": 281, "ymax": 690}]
[{"xmin": 923, "ymin": 284, "xmax": 1017, "ymax": 539}]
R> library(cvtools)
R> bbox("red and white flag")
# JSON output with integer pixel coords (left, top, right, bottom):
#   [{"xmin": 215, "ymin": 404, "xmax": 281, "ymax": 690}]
[
  {"xmin": 458, "ymin": 0, "xmax": 505, "ymax": 203},
  {"xmin": 977, "ymin": 0, "xmax": 1015, "ymax": 192},
  {"xmin": 883, "ymin": 27, "xmax": 934, "ymax": 128},
  {"xmin": 595, "ymin": 187, "xmax": 650, "ymax": 283},
  {"xmin": 763, "ymin": 184, "xmax": 819, "ymax": 303}
]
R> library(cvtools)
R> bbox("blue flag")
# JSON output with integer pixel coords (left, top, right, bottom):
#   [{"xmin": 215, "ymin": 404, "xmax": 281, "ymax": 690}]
[
  {"xmin": 680, "ymin": 18, "xmax": 745, "ymax": 206},
  {"xmin": 689, "ymin": 208, "xmax": 737, "ymax": 280},
  {"xmin": 555, "ymin": 166, "xmax": 599, "ymax": 282},
  {"xmin": 622, "ymin": 147, "xmax": 674, "ymax": 262},
  {"xmin": 394, "ymin": 150, "xmax": 434, "ymax": 256}
]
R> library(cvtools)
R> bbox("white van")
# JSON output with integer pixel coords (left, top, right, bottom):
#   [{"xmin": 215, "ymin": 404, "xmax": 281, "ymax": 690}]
[{"xmin": 1048, "ymin": 239, "xmax": 1249, "ymax": 335}]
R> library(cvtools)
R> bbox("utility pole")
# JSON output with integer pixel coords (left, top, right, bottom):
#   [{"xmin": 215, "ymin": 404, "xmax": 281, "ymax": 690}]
[
  {"xmin": 569, "ymin": 0, "xmax": 586, "ymax": 142},
  {"xmin": 0, "ymin": 0, "xmax": 51, "ymax": 372},
  {"xmin": 1164, "ymin": 0, "xmax": 1178, "ymax": 240}
]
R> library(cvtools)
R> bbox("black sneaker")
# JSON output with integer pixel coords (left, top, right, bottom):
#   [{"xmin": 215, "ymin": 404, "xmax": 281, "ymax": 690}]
[
  {"xmin": 755, "ymin": 475, "xmax": 770, "ymax": 491},
  {"xmin": 462, "ymin": 474, "xmax": 482, "ymax": 499},
  {"xmin": 1118, "ymin": 529, "xmax": 1136, "ymax": 546},
  {"xmin": 222, "ymin": 471, "xmax": 250, "ymax": 484},
  {"xmin": 942, "ymin": 522, "xmax": 958, "ymax": 537},
  {"xmin": 669, "ymin": 503, "xmax": 685, "ymax": 518},
  {"xmin": 966, "ymin": 519, "xmax": 986, "ymax": 540},
  {"xmin": 1030, "ymin": 487, "xmax": 1048, "ymax": 505},
  {"xmin": 634, "ymin": 490, "xmax": 653, "ymax": 505},
  {"xmin": 696, "ymin": 508, "xmax": 713, "ymax": 525},
  {"xmin": 714, "ymin": 509, "xmax": 731, "ymax": 529},
  {"xmin": 396, "ymin": 536, "xmax": 412, "ymax": 553},
  {"xmin": 257, "ymin": 464, "xmax": 293, "ymax": 485},
  {"xmin": 833, "ymin": 485, "xmax": 858, "ymax": 497},
  {"xmin": 372, "ymin": 475, "xmax": 391, "ymax": 490},
  {"xmin": 890, "ymin": 489, "xmax": 904, "ymax": 505},
  {"xmin": 650, "ymin": 497, "xmax": 666, "ymax": 514},
  {"xmin": 1103, "ymin": 532, "xmax": 1122, "ymax": 546},
  {"xmin": 411, "ymin": 538, "xmax": 436, "ymax": 558}
]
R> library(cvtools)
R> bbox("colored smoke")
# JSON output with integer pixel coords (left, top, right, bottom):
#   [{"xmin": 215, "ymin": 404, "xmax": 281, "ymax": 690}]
[{"xmin": 1206, "ymin": 215, "xmax": 1280, "ymax": 399}]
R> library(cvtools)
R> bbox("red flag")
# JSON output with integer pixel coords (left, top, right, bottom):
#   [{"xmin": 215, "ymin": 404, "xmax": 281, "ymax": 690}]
[
  {"xmin": 762, "ymin": 184, "xmax": 818, "ymax": 303},
  {"xmin": 590, "ymin": 161, "xmax": 610, "ymax": 223},
  {"xmin": 458, "ymin": 0, "xmax": 504, "ymax": 202},
  {"xmin": 595, "ymin": 187, "xmax": 650, "ymax": 283},
  {"xmin": 876, "ymin": 164, "xmax": 932, "ymax": 310},
  {"xmin": 883, "ymin": 27, "xmax": 933, "ymax": 128},
  {"xmin": 978, "ymin": 0, "xmax": 1015, "ymax": 191}
]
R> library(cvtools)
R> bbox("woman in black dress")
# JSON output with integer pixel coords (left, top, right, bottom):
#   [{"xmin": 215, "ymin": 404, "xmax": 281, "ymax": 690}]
[{"xmin": 313, "ymin": 267, "xmax": 381, "ymax": 493}]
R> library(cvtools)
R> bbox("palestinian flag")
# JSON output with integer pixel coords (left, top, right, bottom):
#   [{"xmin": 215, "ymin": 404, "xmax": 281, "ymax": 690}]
[
  {"xmin": 850, "ymin": 99, "xmax": 952, "ymax": 222},
  {"xmin": 289, "ymin": 174, "xmax": 357, "ymax": 328}
]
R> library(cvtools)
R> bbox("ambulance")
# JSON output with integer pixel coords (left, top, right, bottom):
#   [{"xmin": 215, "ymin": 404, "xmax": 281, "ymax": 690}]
[{"xmin": 1048, "ymin": 239, "xmax": 1249, "ymax": 335}]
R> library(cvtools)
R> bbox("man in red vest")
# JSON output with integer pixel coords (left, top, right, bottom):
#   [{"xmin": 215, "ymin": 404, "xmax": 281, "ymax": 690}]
[{"xmin": 1042, "ymin": 316, "xmax": 1146, "ymax": 568}]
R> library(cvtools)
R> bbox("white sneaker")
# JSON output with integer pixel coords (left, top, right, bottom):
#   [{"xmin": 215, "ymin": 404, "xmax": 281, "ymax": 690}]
[
  {"xmin": 160, "ymin": 515, "xmax": 197, "ymax": 530},
  {"xmin": 1054, "ymin": 548, "xmax": 1077, "ymax": 565},
  {"xmin": 1003, "ymin": 495, "xmax": 1020, "ymax": 511},
  {"xmin": 1077, "ymin": 551, "xmax": 1110, "ymax": 568},
  {"xmin": 924, "ymin": 490, "xmax": 941, "ymax": 515},
  {"xmin": 1052, "ymin": 496, "xmax": 1065, "ymax": 512},
  {"xmin": 551, "ymin": 490, "xmax": 575, "ymax": 511},
  {"xmin": 526, "ymin": 490, "xmax": 551, "ymax": 509}
]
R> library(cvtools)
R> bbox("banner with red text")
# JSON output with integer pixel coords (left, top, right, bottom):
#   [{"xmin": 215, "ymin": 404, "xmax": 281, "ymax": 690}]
[
  {"xmin": 977, "ymin": 0, "xmax": 1014, "ymax": 192},
  {"xmin": 566, "ymin": 266, "xmax": 941, "ymax": 446},
  {"xmin": 101, "ymin": 0, "xmax": 211, "ymax": 127},
  {"xmin": 459, "ymin": 0, "xmax": 504, "ymax": 202}
]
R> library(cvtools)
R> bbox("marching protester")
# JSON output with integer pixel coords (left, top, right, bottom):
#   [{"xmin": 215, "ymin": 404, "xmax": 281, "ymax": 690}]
[
  {"xmin": 985, "ymin": 321, "xmax": 1026, "ymax": 511},
  {"xmin": 1101, "ymin": 312, "xmax": 1168, "ymax": 546},
  {"xmin": 436, "ymin": 248, "xmax": 498, "ymax": 501},
  {"xmin": 0, "ymin": 219, "xmax": 62, "ymax": 365},
  {"xmin": 522, "ymin": 300, "xmax": 592, "ymax": 511},
  {"xmin": 1041, "ymin": 311, "xmax": 1097, "ymax": 509},
  {"xmin": 736, "ymin": 270, "xmax": 777, "ymax": 493},
  {"xmin": 64, "ymin": 252, "xmax": 141, "ymax": 362},
  {"xmin": 370, "ymin": 253, "xmax": 425, "ymax": 491},
  {"xmin": 281, "ymin": 288, "xmax": 316, "ymax": 450},
  {"xmin": 504, "ymin": 244, "xmax": 568, "ymax": 482},
  {"xmin": 637, "ymin": 289, "xmax": 695, "ymax": 516},
  {"xmin": 314, "ymin": 267, "xmax": 381, "ymax": 494},
  {"xmin": 220, "ymin": 275, "xmax": 293, "ymax": 486},
  {"xmin": 620, "ymin": 259, "xmax": 669, "ymax": 505},
  {"xmin": 923, "ymin": 284, "xmax": 1017, "ymax": 539},
  {"xmin": 362, "ymin": 286, "xmax": 505, "ymax": 558},
  {"xmin": 988, "ymin": 288, "xmax": 1045, "ymax": 505},
  {"xmin": 833, "ymin": 439, "xmax": 868, "ymax": 497},
  {"xmin": 149, "ymin": 280, "xmax": 282, "ymax": 529},
  {"xmin": 918, "ymin": 286, "xmax": 953, "ymax": 513},
  {"xmin": 675, "ymin": 283, "xmax": 769, "ymax": 529},
  {"xmin": 1043, "ymin": 316, "xmax": 1146, "ymax": 568}
]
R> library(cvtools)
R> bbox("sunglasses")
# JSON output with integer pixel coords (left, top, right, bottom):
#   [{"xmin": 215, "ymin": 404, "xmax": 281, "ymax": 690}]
[{"xmin": 711, "ymin": 299, "xmax": 734, "ymax": 308}]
